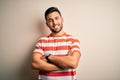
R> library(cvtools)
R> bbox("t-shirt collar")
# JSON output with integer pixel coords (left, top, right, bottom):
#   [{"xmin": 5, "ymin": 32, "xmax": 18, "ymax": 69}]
[{"xmin": 49, "ymin": 32, "xmax": 68, "ymax": 37}]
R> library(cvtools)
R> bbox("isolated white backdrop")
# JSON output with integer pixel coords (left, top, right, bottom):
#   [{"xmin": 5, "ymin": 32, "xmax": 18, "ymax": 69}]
[{"xmin": 0, "ymin": 0, "xmax": 120, "ymax": 80}]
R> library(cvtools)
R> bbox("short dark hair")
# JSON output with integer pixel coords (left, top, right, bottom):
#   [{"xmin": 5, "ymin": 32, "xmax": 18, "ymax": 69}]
[{"xmin": 45, "ymin": 7, "xmax": 62, "ymax": 20}]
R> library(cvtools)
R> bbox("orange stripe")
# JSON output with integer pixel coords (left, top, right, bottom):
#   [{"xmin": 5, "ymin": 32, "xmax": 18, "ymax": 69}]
[
  {"xmin": 39, "ymin": 71, "xmax": 76, "ymax": 76},
  {"xmin": 35, "ymin": 46, "xmax": 79, "ymax": 51},
  {"xmin": 38, "ymin": 38, "xmax": 79, "ymax": 43},
  {"xmin": 43, "ymin": 46, "xmax": 71, "ymax": 51},
  {"xmin": 72, "ymin": 39, "xmax": 80, "ymax": 44},
  {"xmin": 71, "ymin": 46, "xmax": 80, "ymax": 49},
  {"xmin": 35, "ymin": 46, "xmax": 42, "ymax": 49}
]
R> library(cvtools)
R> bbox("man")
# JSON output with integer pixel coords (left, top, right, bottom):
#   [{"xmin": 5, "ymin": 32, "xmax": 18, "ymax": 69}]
[{"xmin": 32, "ymin": 7, "xmax": 81, "ymax": 80}]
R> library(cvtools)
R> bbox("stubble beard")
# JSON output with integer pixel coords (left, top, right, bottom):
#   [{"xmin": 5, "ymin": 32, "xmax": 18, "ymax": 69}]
[{"xmin": 50, "ymin": 24, "xmax": 63, "ymax": 33}]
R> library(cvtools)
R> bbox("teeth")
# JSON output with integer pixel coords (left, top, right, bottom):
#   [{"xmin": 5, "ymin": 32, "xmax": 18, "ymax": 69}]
[{"xmin": 55, "ymin": 25, "xmax": 58, "ymax": 29}]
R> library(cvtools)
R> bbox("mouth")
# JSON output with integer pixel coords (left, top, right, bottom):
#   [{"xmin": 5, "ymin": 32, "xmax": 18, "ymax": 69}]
[
  {"xmin": 54, "ymin": 25, "xmax": 59, "ymax": 29},
  {"xmin": 53, "ymin": 25, "xmax": 59, "ymax": 30},
  {"xmin": 50, "ymin": 24, "xmax": 63, "ymax": 33}
]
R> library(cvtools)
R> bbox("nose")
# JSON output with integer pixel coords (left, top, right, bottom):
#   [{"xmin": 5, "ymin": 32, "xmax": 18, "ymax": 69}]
[{"xmin": 53, "ymin": 19, "xmax": 57, "ymax": 25}]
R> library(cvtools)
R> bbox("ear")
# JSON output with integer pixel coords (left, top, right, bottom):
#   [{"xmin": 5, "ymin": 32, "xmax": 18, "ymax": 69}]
[
  {"xmin": 46, "ymin": 22, "xmax": 49, "ymax": 27},
  {"xmin": 61, "ymin": 17, "xmax": 64, "ymax": 22}
]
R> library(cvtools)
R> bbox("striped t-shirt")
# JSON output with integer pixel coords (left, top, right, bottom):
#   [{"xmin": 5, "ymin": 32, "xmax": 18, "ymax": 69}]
[{"xmin": 33, "ymin": 32, "xmax": 80, "ymax": 80}]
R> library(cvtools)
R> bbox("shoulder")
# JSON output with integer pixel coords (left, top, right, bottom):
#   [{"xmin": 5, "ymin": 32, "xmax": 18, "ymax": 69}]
[
  {"xmin": 67, "ymin": 34, "xmax": 80, "ymax": 40},
  {"xmin": 37, "ymin": 35, "xmax": 50, "ymax": 42},
  {"xmin": 66, "ymin": 34, "xmax": 80, "ymax": 44}
]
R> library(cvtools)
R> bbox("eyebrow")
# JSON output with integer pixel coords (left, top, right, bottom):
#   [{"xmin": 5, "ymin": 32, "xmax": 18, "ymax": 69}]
[{"xmin": 47, "ymin": 16, "xmax": 60, "ymax": 20}]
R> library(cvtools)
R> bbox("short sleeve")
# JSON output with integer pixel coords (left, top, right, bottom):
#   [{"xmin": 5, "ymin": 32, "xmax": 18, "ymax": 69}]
[
  {"xmin": 71, "ymin": 37, "xmax": 81, "ymax": 55},
  {"xmin": 33, "ymin": 40, "xmax": 44, "ymax": 55}
]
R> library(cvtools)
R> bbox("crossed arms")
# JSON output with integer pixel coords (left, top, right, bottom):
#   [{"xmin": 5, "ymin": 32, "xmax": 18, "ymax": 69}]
[{"xmin": 32, "ymin": 50, "xmax": 81, "ymax": 72}]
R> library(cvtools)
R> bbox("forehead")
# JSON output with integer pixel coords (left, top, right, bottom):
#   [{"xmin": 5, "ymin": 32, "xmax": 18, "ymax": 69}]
[{"xmin": 47, "ymin": 11, "xmax": 61, "ymax": 19}]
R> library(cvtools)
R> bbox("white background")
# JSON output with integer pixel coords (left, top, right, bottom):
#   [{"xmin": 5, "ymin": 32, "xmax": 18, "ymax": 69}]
[{"xmin": 0, "ymin": 0, "xmax": 120, "ymax": 80}]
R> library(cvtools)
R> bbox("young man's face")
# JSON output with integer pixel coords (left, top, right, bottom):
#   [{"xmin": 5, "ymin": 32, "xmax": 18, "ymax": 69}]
[{"xmin": 46, "ymin": 11, "xmax": 64, "ymax": 33}]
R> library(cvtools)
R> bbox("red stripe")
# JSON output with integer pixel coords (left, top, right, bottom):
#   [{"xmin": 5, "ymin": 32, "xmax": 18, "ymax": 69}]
[
  {"xmin": 43, "ymin": 46, "xmax": 71, "ymax": 51},
  {"xmin": 38, "ymin": 38, "xmax": 78, "ymax": 43},
  {"xmin": 71, "ymin": 46, "xmax": 80, "ymax": 49},
  {"xmin": 39, "ymin": 71, "xmax": 76, "ymax": 76},
  {"xmin": 35, "ymin": 45, "xmax": 71, "ymax": 50},
  {"xmin": 35, "ymin": 46, "xmax": 42, "ymax": 49}
]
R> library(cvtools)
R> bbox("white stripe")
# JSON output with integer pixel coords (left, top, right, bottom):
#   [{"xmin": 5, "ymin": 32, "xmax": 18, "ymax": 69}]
[
  {"xmin": 44, "ymin": 50, "xmax": 68, "ymax": 55},
  {"xmin": 72, "ymin": 48, "xmax": 80, "ymax": 52},
  {"xmin": 39, "ymin": 75, "xmax": 76, "ymax": 80},
  {"xmin": 72, "ymin": 42, "xmax": 80, "ymax": 46},
  {"xmin": 33, "ymin": 49, "xmax": 44, "ymax": 54},
  {"xmin": 40, "ymin": 36, "xmax": 78, "ymax": 40},
  {"xmin": 41, "ymin": 36, "xmax": 68, "ymax": 40},
  {"xmin": 38, "ymin": 42, "xmax": 71, "ymax": 47}
]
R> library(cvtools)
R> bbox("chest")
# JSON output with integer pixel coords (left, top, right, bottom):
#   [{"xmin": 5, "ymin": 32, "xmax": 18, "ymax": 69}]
[{"xmin": 42, "ymin": 39, "xmax": 72, "ymax": 55}]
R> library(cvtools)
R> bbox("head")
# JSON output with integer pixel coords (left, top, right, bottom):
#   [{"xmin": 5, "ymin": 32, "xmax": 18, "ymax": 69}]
[{"xmin": 45, "ymin": 7, "xmax": 64, "ymax": 33}]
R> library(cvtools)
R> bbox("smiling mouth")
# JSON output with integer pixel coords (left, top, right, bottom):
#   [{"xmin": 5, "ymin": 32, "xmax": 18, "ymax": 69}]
[{"xmin": 55, "ymin": 25, "xmax": 59, "ymax": 29}]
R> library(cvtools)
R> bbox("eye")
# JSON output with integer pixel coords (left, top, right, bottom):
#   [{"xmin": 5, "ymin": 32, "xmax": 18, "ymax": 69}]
[
  {"xmin": 55, "ymin": 17, "xmax": 59, "ymax": 20},
  {"xmin": 47, "ymin": 19, "xmax": 52, "ymax": 22}
]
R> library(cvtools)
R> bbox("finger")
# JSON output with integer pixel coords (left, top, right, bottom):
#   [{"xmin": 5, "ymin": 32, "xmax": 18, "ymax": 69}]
[
  {"xmin": 40, "ymin": 55, "xmax": 45, "ymax": 59},
  {"xmin": 67, "ymin": 50, "xmax": 73, "ymax": 56}
]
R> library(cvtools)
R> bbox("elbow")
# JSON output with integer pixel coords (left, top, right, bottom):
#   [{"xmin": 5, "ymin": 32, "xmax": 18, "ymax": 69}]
[
  {"xmin": 70, "ymin": 54, "xmax": 80, "ymax": 69},
  {"xmin": 70, "ymin": 63, "xmax": 78, "ymax": 69},
  {"xmin": 32, "ymin": 63, "xmax": 36, "ymax": 69},
  {"xmin": 70, "ymin": 59, "xmax": 79, "ymax": 69},
  {"xmin": 32, "ymin": 62, "xmax": 40, "ymax": 70}
]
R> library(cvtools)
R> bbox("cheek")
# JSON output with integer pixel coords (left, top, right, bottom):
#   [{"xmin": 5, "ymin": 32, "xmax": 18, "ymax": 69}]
[
  {"xmin": 59, "ymin": 21, "xmax": 63, "ymax": 26},
  {"xmin": 47, "ymin": 22, "xmax": 53, "ymax": 27},
  {"xmin": 59, "ymin": 19, "xmax": 63, "ymax": 24}
]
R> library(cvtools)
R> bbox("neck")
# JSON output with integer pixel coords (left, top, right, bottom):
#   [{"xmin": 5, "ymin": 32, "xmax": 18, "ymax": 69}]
[{"xmin": 51, "ymin": 30, "xmax": 65, "ymax": 37}]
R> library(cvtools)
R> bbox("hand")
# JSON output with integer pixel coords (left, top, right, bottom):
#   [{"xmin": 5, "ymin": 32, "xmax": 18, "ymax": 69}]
[
  {"xmin": 67, "ymin": 50, "xmax": 73, "ymax": 56},
  {"xmin": 40, "ymin": 55, "xmax": 47, "ymax": 62}
]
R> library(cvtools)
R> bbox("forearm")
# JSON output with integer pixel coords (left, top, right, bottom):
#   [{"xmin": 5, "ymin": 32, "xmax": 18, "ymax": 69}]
[
  {"xmin": 32, "ymin": 53, "xmax": 61, "ymax": 72},
  {"xmin": 48, "ymin": 52, "xmax": 80, "ymax": 69},
  {"xmin": 49, "ymin": 55, "xmax": 77, "ymax": 69},
  {"xmin": 32, "ymin": 60, "xmax": 61, "ymax": 72}
]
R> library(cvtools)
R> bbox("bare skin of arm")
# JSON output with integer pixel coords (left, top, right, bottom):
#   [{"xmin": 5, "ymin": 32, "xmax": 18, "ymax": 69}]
[
  {"xmin": 32, "ymin": 53, "xmax": 61, "ymax": 72},
  {"xmin": 48, "ymin": 51, "xmax": 81, "ymax": 69}
]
